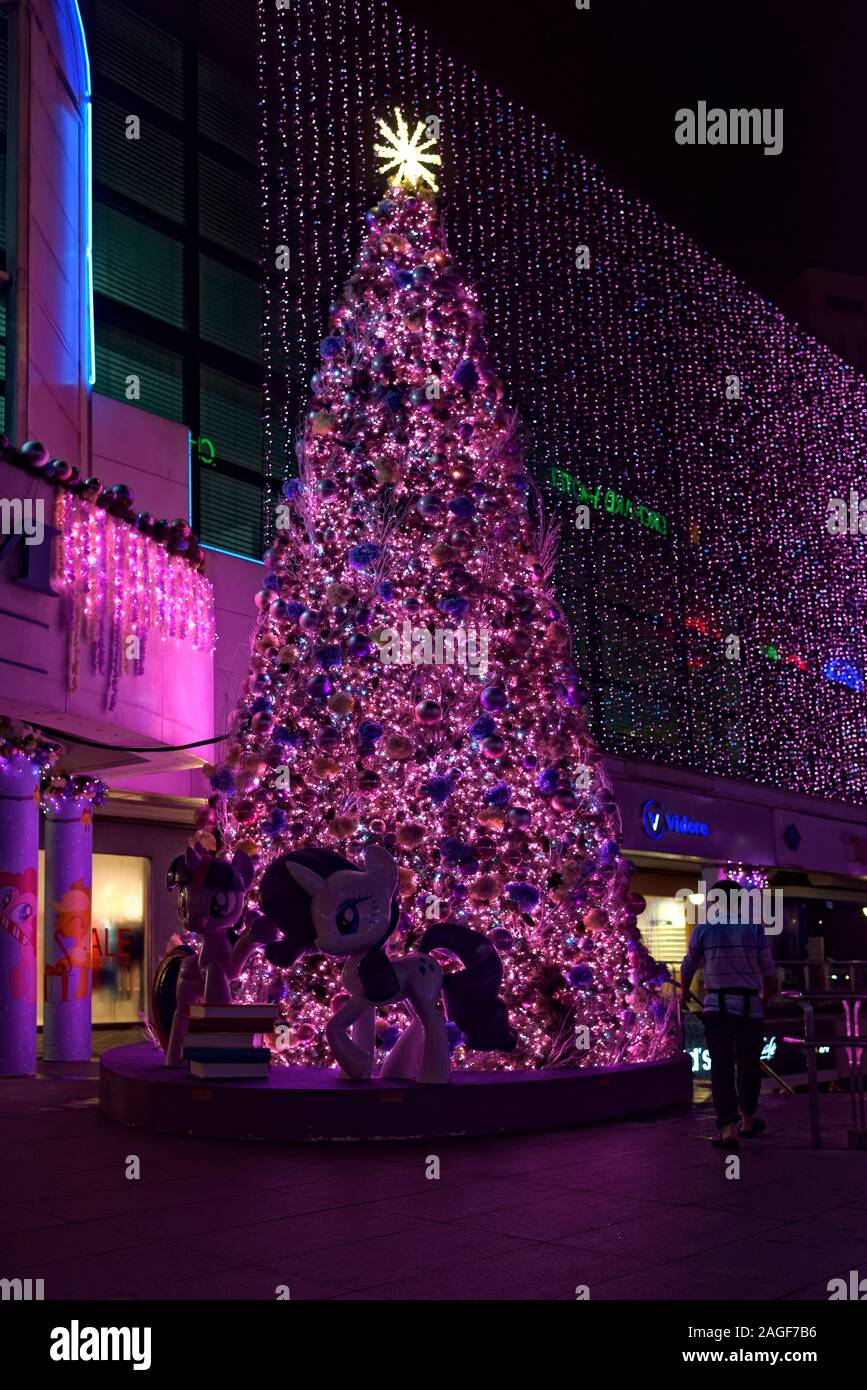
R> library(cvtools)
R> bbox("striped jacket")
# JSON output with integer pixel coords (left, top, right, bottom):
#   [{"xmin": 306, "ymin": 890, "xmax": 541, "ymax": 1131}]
[{"xmin": 682, "ymin": 919, "xmax": 775, "ymax": 1018}]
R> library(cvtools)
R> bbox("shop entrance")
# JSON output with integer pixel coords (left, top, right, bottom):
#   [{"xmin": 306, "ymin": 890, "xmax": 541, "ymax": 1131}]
[{"xmin": 35, "ymin": 853, "xmax": 149, "ymax": 1025}]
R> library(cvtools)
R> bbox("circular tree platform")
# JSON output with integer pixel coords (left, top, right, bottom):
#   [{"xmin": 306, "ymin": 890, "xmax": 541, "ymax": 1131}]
[{"xmin": 99, "ymin": 1043, "xmax": 693, "ymax": 1142}]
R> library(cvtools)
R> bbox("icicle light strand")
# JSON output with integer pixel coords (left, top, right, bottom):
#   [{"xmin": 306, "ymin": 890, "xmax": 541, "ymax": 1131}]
[{"xmin": 54, "ymin": 496, "xmax": 216, "ymax": 709}]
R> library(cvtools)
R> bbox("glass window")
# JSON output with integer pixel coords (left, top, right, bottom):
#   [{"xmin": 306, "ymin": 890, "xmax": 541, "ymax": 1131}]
[
  {"xmin": 199, "ymin": 155, "xmax": 260, "ymax": 264},
  {"xmin": 199, "ymin": 56, "xmax": 258, "ymax": 161},
  {"xmin": 200, "ymin": 367, "xmax": 262, "ymax": 473},
  {"xmin": 200, "ymin": 256, "xmax": 261, "ymax": 361},
  {"xmin": 637, "ymin": 894, "xmax": 690, "ymax": 970},
  {"xmin": 89, "ymin": 0, "xmax": 183, "ymax": 117},
  {"xmin": 94, "ymin": 204, "xmax": 185, "ymax": 327},
  {"xmin": 200, "ymin": 467, "xmax": 264, "ymax": 559},
  {"xmin": 95, "ymin": 324, "xmax": 184, "ymax": 422},
  {"xmin": 86, "ymin": 0, "xmax": 264, "ymax": 541},
  {"xmin": 36, "ymin": 854, "xmax": 149, "ymax": 1026},
  {"xmin": 93, "ymin": 95, "xmax": 184, "ymax": 223}
]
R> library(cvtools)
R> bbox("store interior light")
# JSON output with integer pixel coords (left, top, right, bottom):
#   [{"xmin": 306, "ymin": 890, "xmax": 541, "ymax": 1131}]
[
  {"xmin": 687, "ymin": 892, "xmax": 705, "ymax": 905},
  {"xmin": 862, "ymin": 906, "xmax": 867, "ymax": 918}
]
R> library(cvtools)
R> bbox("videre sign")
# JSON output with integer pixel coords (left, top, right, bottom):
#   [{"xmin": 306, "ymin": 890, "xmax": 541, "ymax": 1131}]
[
  {"xmin": 611, "ymin": 779, "xmax": 776, "ymax": 866},
  {"xmin": 641, "ymin": 798, "xmax": 710, "ymax": 841}
]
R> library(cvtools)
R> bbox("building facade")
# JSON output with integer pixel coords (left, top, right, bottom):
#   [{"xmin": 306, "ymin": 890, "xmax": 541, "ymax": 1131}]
[
  {"xmin": 1, "ymin": 0, "xmax": 867, "ymax": 1071},
  {"xmin": 82, "ymin": 0, "xmax": 269, "ymax": 562},
  {"xmin": 0, "ymin": 0, "xmax": 261, "ymax": 1068}
]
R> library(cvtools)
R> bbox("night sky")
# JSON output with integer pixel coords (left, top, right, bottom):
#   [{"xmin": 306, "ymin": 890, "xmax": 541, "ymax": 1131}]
[
  {"xmin": 183, "ymin": 0, "xmax": 866, "ymax": 303},
  {"xmin": 395, "ymin": 0, "xmax": 865, "ymax": 303}
]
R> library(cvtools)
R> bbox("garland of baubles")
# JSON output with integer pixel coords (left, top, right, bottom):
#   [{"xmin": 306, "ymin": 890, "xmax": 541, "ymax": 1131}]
[{"xmin": 1, "ymin": 434, "xmax": 207, "ymax": 574}]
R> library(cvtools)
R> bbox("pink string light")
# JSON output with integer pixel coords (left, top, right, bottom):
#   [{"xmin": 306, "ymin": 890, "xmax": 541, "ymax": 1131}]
[
  {"xmin": 260, "ymin": 0, "xmax": 867, "ymax": 805},
  {"xmin": 54, "ymin": 495, "xmax": 216, "ymax": 710}
]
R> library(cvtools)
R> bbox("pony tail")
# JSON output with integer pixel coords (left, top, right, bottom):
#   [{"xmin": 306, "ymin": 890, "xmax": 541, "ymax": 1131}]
[
  {"xmin": 150, "ymin": 945, "xmax": 195, "ymax": 1050},
  {"xmin": 419, "ymin": 922, "xmax": 517, "ymax": 1054}
]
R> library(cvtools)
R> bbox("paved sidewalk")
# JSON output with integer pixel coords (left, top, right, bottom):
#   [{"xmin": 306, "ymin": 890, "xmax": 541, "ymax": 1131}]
[{"xmin": 1, "ymin": 1046, "xmax": 865, "ymax": 1301}]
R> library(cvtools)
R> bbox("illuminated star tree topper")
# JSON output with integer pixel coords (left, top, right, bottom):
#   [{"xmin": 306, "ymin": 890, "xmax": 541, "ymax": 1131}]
[{"xmin": 374, "ymin": 108, "xmax": 441, "ymax": 191}]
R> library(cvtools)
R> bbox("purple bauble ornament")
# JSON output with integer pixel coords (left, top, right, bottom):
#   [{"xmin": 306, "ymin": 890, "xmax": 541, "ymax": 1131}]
[
  {"xmin": 417, "ymin": 494, "xmax": 444, "ymax": 521},
  {"xmin": 481, "ymin": 735, "xmax": 506, "ymax": 759},
  {"xmin": 480, "ymin": 684, "xmax": 508, "ymax": 712}
]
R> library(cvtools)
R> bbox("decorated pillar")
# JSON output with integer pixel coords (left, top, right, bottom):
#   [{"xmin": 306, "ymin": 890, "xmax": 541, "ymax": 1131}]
[
  {"xmin": 0, "ymin": 723, "xmax": 59, "ymax": 1076},
  {"xmin": 42, "ymin": 775, "xmax": 106, "ymax": 1063}
]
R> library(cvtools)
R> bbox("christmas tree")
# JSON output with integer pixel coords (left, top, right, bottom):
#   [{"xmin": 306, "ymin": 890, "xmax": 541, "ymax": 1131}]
[{"xmin": 198, "ymin": 113, "xmax": 678, "ymax": 1071}]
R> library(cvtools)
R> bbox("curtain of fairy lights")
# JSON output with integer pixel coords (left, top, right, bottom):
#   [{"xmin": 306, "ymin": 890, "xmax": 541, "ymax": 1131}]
[{"xmin": 258, "ymin": 0, "xmax": 867, "ymax": 805}]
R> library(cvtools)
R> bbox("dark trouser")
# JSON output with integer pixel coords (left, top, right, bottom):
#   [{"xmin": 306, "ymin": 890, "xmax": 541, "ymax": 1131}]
[{"xmin": 703, "ymin": 1012, "xmax": 764, "ymax": 1129}]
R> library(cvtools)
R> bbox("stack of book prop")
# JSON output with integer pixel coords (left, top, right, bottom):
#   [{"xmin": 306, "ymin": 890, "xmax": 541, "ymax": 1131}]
[{"xmin": 182, "ymin": 1003, "xmax": 277, "ymax": 1079}]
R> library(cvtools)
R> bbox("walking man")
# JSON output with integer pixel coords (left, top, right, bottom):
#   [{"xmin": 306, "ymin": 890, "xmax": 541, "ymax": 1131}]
[{"xmin": 681, "ymin": 880, "xmax": 778, "ymax": 1151}]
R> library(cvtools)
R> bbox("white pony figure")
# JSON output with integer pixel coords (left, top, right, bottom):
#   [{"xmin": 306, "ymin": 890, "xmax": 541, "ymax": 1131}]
[{"xmin": 260, "ymin": 844, "xmax": 516, "ymax": 1083}]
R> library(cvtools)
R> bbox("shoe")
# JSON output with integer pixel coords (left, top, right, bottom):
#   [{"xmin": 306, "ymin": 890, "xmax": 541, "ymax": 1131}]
[
  {"xmin": 739, "ymin": 1118, "xmax": 766, "ymax": 1138},
  {"xmin": 711, "ymin": 1134, "xmax": 740, "ymax": 1152}
]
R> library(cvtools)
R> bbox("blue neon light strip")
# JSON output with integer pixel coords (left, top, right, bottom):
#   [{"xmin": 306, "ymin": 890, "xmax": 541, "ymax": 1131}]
[
  {"xmin": 187, "ymin": 431, "xmax": 193, "ymax": 527},
  {"xmin": 84, "ymin": 97, "xmax": 95, "ymax": 385},
  {"xmin": 71, "ymin": 0, "xmax": 95, "ymax": 385},
  {"xmin": 202, "ymin": 542, "xmax": 264, "ymax": 566}
]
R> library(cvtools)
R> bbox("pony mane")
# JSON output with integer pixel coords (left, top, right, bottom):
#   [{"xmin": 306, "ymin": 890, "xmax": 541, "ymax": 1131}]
[
  {"xmin": 261, "ymin": 847, "xmax": 399, "ymax": 975},
  {"xmin": 0, "ymin": 866, "xmax": 38, "ymax": 896},
  {"xmin": 166, "ymin": 850, "xmax": 249, "ymax": 895},
  {"xmin": 261, "ymin": 847, "xmax": 359, "ymax": 967}
]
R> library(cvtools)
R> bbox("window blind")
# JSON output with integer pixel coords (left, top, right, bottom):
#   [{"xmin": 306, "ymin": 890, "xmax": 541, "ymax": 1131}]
[
  {"xmin": 94, "ymin": 203, "xmax": 184, "ymax": 327},
  {"xmin": 200, "ymin": 367, "xmax": 262, "ymax": 473},
  {"xmin": 90, "ymin": 0, "xmax": 183, "ymax": 118},
  {"xmin": 199, "ymin": 55, "xmax": 258, "ymax": 162},
  {"xmin": 200, "ymin": 256, "xmax": 261, "ymax": 361},
  {"xmin": 93, "ymin": 95, "xmax": 184, "ymax": 223},
  {"xmin": 95, "ymin": 325, "xmax": 184, "ymax": 423},
  {"xmin": 200, "ymin": 467, "xmax": 264, "ymax": 560}
]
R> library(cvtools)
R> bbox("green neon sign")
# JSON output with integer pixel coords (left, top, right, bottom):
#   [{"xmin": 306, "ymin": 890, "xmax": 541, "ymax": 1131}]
[
  {"xmin": 195, "ymin": 436, "xmax": 216, "ymax": 466},
  {"xmin": 550, "ymin": 467, "xmax": 670, "ymax": 539}
]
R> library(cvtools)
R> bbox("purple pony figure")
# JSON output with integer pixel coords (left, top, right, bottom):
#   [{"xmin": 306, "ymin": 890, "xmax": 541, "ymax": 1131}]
[{"xmin": 155, "ymin": 844, "xmax": 275, "ymax": 1066}]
